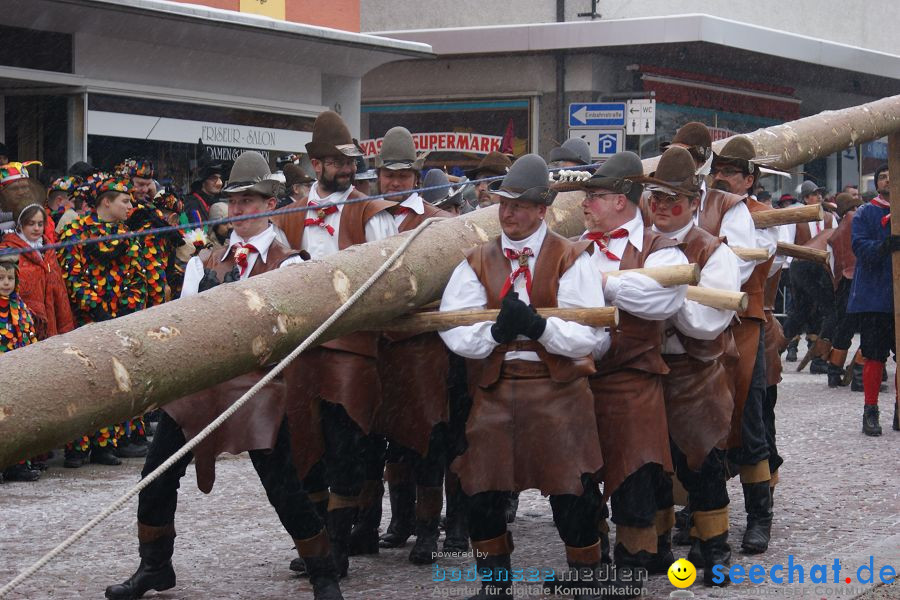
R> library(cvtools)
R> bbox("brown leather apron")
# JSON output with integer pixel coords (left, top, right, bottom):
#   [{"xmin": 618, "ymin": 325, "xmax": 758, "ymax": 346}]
[{"xmin": 164, "ymin": 241, "xmax": 297, "ymax": 493}]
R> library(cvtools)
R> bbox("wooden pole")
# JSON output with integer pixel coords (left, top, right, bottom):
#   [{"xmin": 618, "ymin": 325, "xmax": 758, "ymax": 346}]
[
  {"xmin": 889, "ymin": 132, "xmax": 900, "ymax": 409},
  {"xmin": 685, "ymin": 287, "xmax": 748, "ymax": 312},
  {"xmin": 775, "ymin": 242, "xmax": 831, "ymax": 265},
  {"xmin": 607, "ymin": 263, "xmax": 700, "ymax": 286},
  {"xmin": 730, "ymin": 247, "xmax": 771, "ymax": 262},
  {"xmin": 374, "ymin": 306, "xmax": 619, "ymax": 333},
  {"xmin": 751, "ymin": 204, "xmax": 823, "ymax": 228}
]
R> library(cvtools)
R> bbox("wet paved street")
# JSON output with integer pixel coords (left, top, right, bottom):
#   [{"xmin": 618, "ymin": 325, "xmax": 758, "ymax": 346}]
[{"xmin": 1, "ymin": 341, "xmax": 898, "ymax": 600}]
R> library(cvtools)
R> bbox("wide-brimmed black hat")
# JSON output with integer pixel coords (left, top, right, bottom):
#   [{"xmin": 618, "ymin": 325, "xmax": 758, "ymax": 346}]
[
  {"xmin": 548, "ymin": 138, "xmax": 591, "ymax": 166},
  {"xmin": 632, "ymin": 147, "xmax": 700, "ymax": 196},
  {"xmin": 488, "ymin": 153, "xmax": 556, "ymax": 206},
  {"xmin": 552, "ymin": 151, "xmax": 644, "ymax": 203}
]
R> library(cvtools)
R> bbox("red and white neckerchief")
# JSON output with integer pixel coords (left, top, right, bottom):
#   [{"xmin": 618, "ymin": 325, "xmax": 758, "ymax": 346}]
[
  {"xmin": 393, "ymin": 206, "xmax": 413, "ymax": 216},
  {"xmin": 586, "ymin": 228, "xmax": 629, "ymax": 261},
  {"xmin": 498, "ymin": 247, "xmax": 534, "ymax": 300},
  {"xmin": 231, "ymin": 242, "xmax": 258, "ymax": 277},
  {"xmin": 871, "ymin": 195, "xmax": 891, "ymax": 227},
  {"xmin": 305, "ymin": 201, "xmax": 338, "ymax": 235}
]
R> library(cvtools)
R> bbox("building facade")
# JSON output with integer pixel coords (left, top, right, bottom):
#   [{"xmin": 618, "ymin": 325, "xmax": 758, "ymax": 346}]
[
  {"xmin": 360, "ymin": 0, "xmax": 900, "ymax": 193},
  {"xmin": 1, "ymin": 0, "xmax": 430, "ymax": 184}
]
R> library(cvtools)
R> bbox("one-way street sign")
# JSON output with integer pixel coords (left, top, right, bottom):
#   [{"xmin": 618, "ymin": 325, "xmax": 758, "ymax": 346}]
[{"xmin": 569, "ymin": 103, "xmax": 626, "ymax": 128}]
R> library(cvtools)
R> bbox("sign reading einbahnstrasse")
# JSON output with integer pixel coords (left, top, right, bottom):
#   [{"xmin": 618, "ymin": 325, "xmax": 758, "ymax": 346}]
[{"xmin": 569, "ymin": 103, "xmax": 627, "ymax": 128}]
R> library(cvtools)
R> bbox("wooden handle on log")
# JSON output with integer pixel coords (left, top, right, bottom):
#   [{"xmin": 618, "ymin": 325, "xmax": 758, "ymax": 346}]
[
  {"xmin": 776, "ymin": 241, "xmax": 830, "ymax": 264},
  {"xmin": 730, "ymin": 247, "xmax": 771, "ymax": 262},
  {"xmin": 607, "ymin": 263, "xmax": 700, "ymax": 286},
  {"xmin": 686, "ymin": 286, "xmax": 748, "ymax": 312},
  {"xmin": 372, "ymin": 306, "xmax": 619, "ymax": 333},
  {"xmin": 751, "ymin": 203, "xmax": 823, "ymax": 228}
]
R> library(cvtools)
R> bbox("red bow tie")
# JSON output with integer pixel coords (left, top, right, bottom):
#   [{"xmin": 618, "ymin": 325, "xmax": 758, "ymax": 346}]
[
  {"xmin": 230, "ymin": 242, "xmax": 258, "ymax": 277},
  {"xmin": 586, "ymin": 228, "xmax": 628, "ymax": 261},
  {"xmin": 305, "ymin": 202, "xmax": 338, "ymax": 236},
  {"xmin": 499, "ymin": 247, "xmax": 534, "ymax": 299}
]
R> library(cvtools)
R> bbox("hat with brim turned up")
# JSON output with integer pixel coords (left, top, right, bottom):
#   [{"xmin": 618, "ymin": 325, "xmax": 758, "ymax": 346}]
[
  {"xmin": 221, "ymin": 151, "xmax": 282, "ymax": 197},
  {"xmin": 464, "ymin": 151, "xmax": 513, "ymax": 180},
  {"xmin": 305, "ymin": 111, "xmax": 364, "ymax": 159},
  {"xmin": 487, "ymin": 153, "xmax": 557, "ymax": 206},
  {"xmin": 551, "ymin": 151, "xmax": 644, "ymax": 203},
  {"xmin": 375, "ymin": 126, "xmax": 429, "ymax": 171},
  {"xmin": 632, "ymin": 147, "xmax": 701, "ymax": 196}
]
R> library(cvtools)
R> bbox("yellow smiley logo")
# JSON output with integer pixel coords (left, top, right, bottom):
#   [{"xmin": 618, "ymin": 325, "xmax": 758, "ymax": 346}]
[{"xmin": 667, "ymin": 558, "xmax": 697, "ymax": 588}]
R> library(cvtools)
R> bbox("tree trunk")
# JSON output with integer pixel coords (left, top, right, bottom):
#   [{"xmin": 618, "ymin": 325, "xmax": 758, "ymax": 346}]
[{"xmin": 3, "ymin": 94, "xmax": 900, "ymax": 466}]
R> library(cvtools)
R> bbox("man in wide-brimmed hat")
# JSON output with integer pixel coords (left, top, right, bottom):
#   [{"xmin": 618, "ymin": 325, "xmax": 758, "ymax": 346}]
[
  {"xmin": 273, "ymin": 110, "xmax": 397, "ymax": 579},
  {"xmin": 561, "ymin": 151, "xmax": 688, "ymax": 595},
  {"xmin": 350, "ymin": 126, "xmax": 453, "ymax": 564},
  {"xmin": 709, "ymin": 135, "xmax": 781, "ymax": 557},
  {"xmin": 548, "ymin": 137, "xmax": 593, "ymax": 170},
  {"xmin": 185, "ymin": 151, "xmax": 225, "ymax": 223},
  {"xmin": 646, "ymin": 146, "xmax": 741, "ymax": 586},
  {"xmin": 439, "ymin": 153, "xmax": 608, "ymax": 599},
  {"xmin": 421, "ymin": 169, "xmax": 468, "ymax": 215},
  {"xmin": 107, "ymin": 151, "xmax": 345, "ymax": 600},
  {"xmin": 465, "ymin": 150, "xmax": 512, "ymax": 208}
]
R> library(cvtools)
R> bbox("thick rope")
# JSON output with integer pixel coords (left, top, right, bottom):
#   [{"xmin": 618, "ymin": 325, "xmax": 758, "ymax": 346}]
[{"xmin": 0, "ymin": 217, "xmax": 440, "ymax": 598}]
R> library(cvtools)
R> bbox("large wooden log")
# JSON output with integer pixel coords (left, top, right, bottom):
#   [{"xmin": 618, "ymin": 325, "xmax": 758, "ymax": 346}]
[
  {"xmin": 751, "ymin": 204, "xmax": 823, "ymax": 228},
  {"xmin": 3, "ymin": 94, "xmax": 900, "ymax": 465}
]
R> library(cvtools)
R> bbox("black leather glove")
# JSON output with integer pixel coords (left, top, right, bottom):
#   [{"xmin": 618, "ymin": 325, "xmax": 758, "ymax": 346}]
[
  {"xmin": 490, "ymin": 291, "xmax": 533, "ymax": 344},
  {"xmin": 523, "ymin": 305, "xmax": 547, "ymax": 341},
  {"xmin": 879, "ymin": 234, "xmax": 900, "ymax": 255},
  {"xmin": 89, "ymin": 305, "xmax": 113, "ymax": 322},
  {"xmin": 124, "ymin": 207, "xmax": 153, "ymax": 232},
  {"xmin": 197, "ymin": 268, "xmax": 221, "ymax": 292},
  {"xmin": 84, "ymin": 239, "xmax": 128, "ymax": 264},
  {"xmin": 223, "ymin": 266, "xmax": 241, "ymax": 283}
]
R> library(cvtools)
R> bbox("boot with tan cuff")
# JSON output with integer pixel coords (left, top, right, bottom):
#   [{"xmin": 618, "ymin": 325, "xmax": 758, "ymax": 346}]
[
  {"xmin": 327, "ymin": 494, "xmax": 360, "ymax": 578},
  {"xmin": 409, "ymin": 485, "xmax": 444, "ymax": 564},
  {"xmin": 827, "ymin": 348, "xmax": 849, "ymax": 388},
  {"xmin": 467, "ymin": 532, "xmax": 514, "ymax": 599},
  {"xmin": 650, "ymin": 507, "xmax": 675, "ymax": 574},
  {"xmin": 565, "ymin": 541, "xmax": 605, "ymax": 600},
  {"xmin": 740, "ymin": 461, "xmax": 773, "ymax": 554},
  {"xmin": 294, "ymin": 529, "xmax": 344, "ymax": 600},
  {"xmin": 379, "ymin": 463, "xmax": 416, "ymax": 549},
  {"xmin": 610, "ymin": 524, "xmax": 657, "ymax": 599},
  {"xmin": 290, "ymin": 491, "xmax": 329, "ymax": 575},
  {"xmin": 105, "ymin": 523, "xmax": 176, "ymax": 600},
  {"xmin": 349, "ymin": 480, "xmax": 383, "ymax": 556},
  {"xmin": 691, "ymin": 507, "xmax": 731, "ymax": 587}
]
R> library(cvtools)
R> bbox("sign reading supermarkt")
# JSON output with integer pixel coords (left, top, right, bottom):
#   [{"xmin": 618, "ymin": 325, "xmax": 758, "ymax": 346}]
[{"xmin": 360, "ymin": 132, "xmax": 504, "ymax": 157}]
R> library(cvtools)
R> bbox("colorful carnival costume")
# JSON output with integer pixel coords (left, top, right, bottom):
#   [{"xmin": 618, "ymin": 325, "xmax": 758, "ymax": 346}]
[{"xmin": 57, "ymin": 173, "xmax": 148, "ymax": 467}]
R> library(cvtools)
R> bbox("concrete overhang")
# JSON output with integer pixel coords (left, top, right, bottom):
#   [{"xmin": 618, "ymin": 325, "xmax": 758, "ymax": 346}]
[
  {"xmin": 7, "ymin": 0, "xmax": 433, "ymax": 78},
  {"xmin": 372, "ymin": 13, "xmax": 900, "ymax": 81}
]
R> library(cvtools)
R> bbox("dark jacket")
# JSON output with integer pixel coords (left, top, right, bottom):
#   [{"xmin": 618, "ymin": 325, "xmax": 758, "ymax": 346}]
[{"xmin": 848, "ymin": 201, "xmax": 892, "ymax": 314}]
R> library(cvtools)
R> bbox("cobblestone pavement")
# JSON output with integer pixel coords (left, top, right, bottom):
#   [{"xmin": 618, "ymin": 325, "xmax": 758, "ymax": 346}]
[{"xmin": 1, "ymin": 343, "xmax": 898, "ymax": 600}]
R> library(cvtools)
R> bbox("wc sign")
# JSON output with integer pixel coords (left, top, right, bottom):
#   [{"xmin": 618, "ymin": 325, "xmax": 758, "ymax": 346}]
[{"xmin": 568, "ymin": 128, "xmax": 624, "ymax": 159}]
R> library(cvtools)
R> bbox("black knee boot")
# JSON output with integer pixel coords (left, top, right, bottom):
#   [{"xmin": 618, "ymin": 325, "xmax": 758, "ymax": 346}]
[
  {"xmin": 409, "ymin": 486, "xmax": 443, "ymax": 564},
  {"xmin": 294, "ymin": 530, "xmax": 344, "ymax": 600},
  {"xmin": 328, "ymin": 506, "xmax": 357, "ymax": 578},
  {"xmin": 741, "ymin": 482, "xmax": 773, "ymax": 554},
  {"xmin": 105, "ymin": 524, "xmax": 176, "ymax": 599},
  {"xmin": 467, "ymin": 533, "xmax": 514, "ymax": 599},
  {"xmin": 443, "ymin": 483, "xmax": 469, "ymax": 552},
  {"xmin": 349, "ymin": 480, "xmax": 383, "ymax": 556},
  {"xmin": 379, "ymin": 468, "xmax": 416, "ymax": 548},
  {"xmin": 504, "ymin": 491, "xmax": 519, "ymax": 523},
  {"xmin": 291, "ymin": 498, "xmax": 328, "ymax": 575},
  {"xmin": 700, "ymin": 532, "xmax": 731, "ymax": 587}
]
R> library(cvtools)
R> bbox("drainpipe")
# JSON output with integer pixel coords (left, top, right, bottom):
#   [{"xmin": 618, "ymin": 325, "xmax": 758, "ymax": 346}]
[{"xmin": 556, "ymin": 0, "xmax": 566, "ymax": 146}]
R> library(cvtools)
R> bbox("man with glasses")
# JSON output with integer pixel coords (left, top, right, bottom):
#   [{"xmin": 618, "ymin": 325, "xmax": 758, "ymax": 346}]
[
  {"xmin": 567, "ymin": 151, "xmax": 688, "ymax": 596},
  {"xmin": 274, "ymin": 111, "xmax": 397, "ymax": 579},
  {"xmin": 465, "ymin": 151, "xmax": 513, "ymax": 209},
  {"xmin": 709, "ymin": 137, "xmax": 780, "ymax": 556},
  {"xmin": 647, "ymin": 146, "xmax": 741, "ymax": 586}
]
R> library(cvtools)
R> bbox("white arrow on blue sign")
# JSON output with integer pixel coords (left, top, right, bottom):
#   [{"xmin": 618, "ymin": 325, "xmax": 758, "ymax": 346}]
[{"xmin": 569, "ymin": 103, "xmax": 626, "ymax": 127}]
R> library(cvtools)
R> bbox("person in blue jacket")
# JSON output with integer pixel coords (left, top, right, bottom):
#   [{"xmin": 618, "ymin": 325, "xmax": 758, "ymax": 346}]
[{"xmin": 847, "ymin": 164, "xmax": 900, "ymax": 435}]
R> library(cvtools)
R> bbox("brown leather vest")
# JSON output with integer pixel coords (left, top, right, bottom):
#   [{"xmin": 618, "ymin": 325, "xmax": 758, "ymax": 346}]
[
  {"xmin": 697, "ymin": 188, "xmax": 744, "ymax": 239},
  {"xmin": 272, "ymin": 189, "xmax": 395, "ymax": 253},
  {"xmin": 829, "ymin": 209, "xmax": 856, "ymax": 287},
  {"xmin": 395, "ymin": 201, "xmax": 453, "ymax": 233},
  {"xmin": 595, "ymin": 228, "xmax": 680, "ymax": 376},
  {"xmin": 466, "ymin": 229, "xmax": 596, "ymax": 385},
  {"xmin": 738, "ymin": 197, "xmax": 776, "ymax": 322},
  {"xmin": 794, "ymin": 210, "xmax": 834, "ymax": 246},
  {"xmin": 203, "ymin": 239, "xmax": 299, "ymax": 279},
  {"xmin": 671, "ymin": 226, "xmax": 732, "ymax": 362},
  {"xmin": 272, "ymin": 189, "xmax": 394, "ymax": 357}
]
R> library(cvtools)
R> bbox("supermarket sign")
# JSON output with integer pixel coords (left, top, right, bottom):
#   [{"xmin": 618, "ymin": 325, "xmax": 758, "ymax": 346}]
[{"xmin": 360, "ymin": 132, "xmax": 503, "ymax": 157}]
